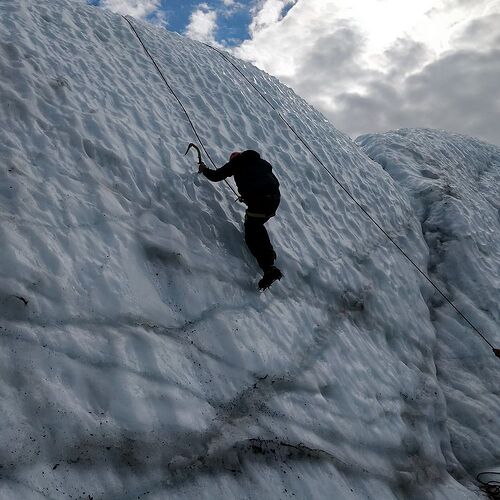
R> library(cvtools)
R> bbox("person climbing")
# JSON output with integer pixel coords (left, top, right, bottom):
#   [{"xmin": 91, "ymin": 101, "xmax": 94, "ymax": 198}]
[{"xmin": 198, "ymin": 150, "xmax": 282, "ymax": 290}]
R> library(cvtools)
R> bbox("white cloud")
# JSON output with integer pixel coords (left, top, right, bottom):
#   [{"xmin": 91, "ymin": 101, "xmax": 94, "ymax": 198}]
[
  {"xmin": 149, "ymin": 9, "xmax": 167, "ymax": 26},
  {"xmin": 186, "ymin": 4, "xmax": 219, "ymax": 45},
  {"xmin": 220, "ymin": 0, "xmax": 245, "ymax": 20},
  {"xmin": 234, "ymin": 0, "xmax": 500, "ymax": 145},
  {"xmin": 249, "ymin": 0, "xmax": 296, "ymax": 32},
  {"xmin": 101, "ymin": 0, "xmax": 161, "ymax": 19}
]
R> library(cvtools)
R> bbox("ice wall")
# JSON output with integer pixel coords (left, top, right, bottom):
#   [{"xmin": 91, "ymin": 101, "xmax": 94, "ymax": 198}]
[{"xmin": 0, "ymin": 0, "xmax": 498, "ymax": 498}]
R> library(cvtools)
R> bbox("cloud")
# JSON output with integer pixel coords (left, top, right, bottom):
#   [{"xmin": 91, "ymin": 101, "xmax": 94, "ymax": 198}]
[
  {"xmin": 186, "ymin": 3, "xmax": 220, "ymax": 45},
  {"xmin": 249, "ymin": 0, "xmax": 296, "ymax": 32},
  {"xmin": 234, "ymin": 0, "xmax": 500, "ymax": 146},
  {"xmin": 220, "ymin": 0, "xmax": 246, "ymax": 18},
  {"xmin": 291, "ymin": 21, "xmax": 369, "ymax": 88},
  {"xmin": 383, "ymin": 39, "xmax": 431, "ymax": 78},
  {"xmin": 219, "ymin": 0, "xmax": 245, "ymax": 20},
  {"xmin": 331, "ymin": 14, "xmax": 500, "ymax": 145},
  {"xmin": 452, "ymin": 13, "xmax": 500, "ymax": 49}
]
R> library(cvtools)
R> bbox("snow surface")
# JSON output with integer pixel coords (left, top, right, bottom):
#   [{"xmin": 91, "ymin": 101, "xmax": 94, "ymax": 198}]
[{"xmin": 0, "ymin": 0, "xmax": 499, "ymax": 498}]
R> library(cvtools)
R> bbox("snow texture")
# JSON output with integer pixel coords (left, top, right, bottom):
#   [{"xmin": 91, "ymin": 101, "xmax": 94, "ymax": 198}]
[
  {"xmin": 358, "ymin": 128, "xmax": 500, "ymax": 483},
  {"xmin": 0, "ymin": 0, "xmax": 498, "ymax": 498}
]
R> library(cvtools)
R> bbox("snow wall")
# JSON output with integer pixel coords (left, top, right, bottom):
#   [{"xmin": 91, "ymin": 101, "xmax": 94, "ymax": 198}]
[{"xmin": 1, "ymin": 0, "xmax": 499, "ymax": 498}]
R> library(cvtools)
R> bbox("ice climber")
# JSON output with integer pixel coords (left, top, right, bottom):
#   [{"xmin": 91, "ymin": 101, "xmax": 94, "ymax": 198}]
[{"xmin": 199, "ymin": 150, "xmax": 282, "ymax": 290}]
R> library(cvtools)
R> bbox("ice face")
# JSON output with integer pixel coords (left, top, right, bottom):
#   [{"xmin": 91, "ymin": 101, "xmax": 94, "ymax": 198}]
[{"xmin": 0, "ymin": 1, "xmax": 498, "ymax": 498}]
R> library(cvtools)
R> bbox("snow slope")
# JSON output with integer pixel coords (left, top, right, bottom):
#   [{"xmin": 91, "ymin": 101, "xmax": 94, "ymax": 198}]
[{"xmin": 0, "ymin": 0, "xmax": 498, "ymax": 498}]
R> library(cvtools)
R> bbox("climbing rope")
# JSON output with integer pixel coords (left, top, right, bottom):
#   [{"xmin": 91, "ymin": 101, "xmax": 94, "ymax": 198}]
[
  {"xmin": 202, "ymin": 43, "xmax": 499, "ymax": 358},
  {"xmin": 477, "ymin": 472, "xmax": 500, "ymax": 499},
  {"xmin": 122, "ymin": 15, "xmax": 497, "ymax": 357},
  {"xmin": 122, "ymin": 16, "xmax": 239, "ymax": 199}
]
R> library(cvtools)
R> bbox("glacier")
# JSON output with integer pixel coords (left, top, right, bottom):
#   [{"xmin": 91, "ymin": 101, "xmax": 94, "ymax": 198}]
[{"xmin": 0, "ymin": 0, "xmax": 499, "ymax": 498}]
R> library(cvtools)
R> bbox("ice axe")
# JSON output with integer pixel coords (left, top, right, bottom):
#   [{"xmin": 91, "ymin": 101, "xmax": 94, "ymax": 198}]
[
  {"xmin": 184, "ymin": 142, "xmax": 241, "ymax": 202},
  {"xmin": 184, "ymin": 143, "xmax": 203, "ymax": 168}
]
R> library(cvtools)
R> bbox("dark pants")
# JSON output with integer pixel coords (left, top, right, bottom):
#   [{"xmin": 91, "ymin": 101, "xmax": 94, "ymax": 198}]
[{"xmin": 244, "ymin": 194, "xmax": 280, "ymax": 271}]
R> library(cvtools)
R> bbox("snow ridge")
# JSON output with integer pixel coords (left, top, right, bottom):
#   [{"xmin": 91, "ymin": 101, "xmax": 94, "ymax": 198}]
[{"xmin": 358, "ymin": 127, "xmax": 500, "ymax": 484}]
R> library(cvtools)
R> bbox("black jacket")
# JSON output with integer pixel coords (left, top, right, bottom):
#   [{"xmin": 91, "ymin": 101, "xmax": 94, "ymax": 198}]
[{"xmin": 202, "ymin": 150, "xmax": 280, "ymax": 203}]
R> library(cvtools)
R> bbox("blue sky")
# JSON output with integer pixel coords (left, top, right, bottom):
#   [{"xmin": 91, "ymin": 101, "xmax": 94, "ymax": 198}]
[
  {"xmin": 165, "ymin": 1, "xmax": 253, "ymax": 46},
  {"xmin": 88, "ymin": 1, "xmax": 258, "ymax": 47}
]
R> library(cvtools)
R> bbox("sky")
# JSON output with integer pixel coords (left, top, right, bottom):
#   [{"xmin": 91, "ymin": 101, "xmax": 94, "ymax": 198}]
[{"xmin": 88, "ymin": 0, "xmax": 500, "ymax": 146}]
